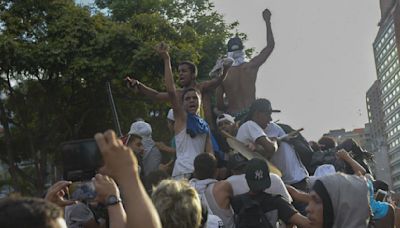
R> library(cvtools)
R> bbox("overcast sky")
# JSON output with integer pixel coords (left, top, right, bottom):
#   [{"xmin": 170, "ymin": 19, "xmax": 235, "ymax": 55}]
[{"xmin": 212, "ymin": 0, "xmax": 381, "ymax": 140}]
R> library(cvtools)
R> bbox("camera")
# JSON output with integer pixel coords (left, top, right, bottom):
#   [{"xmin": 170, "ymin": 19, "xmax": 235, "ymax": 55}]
[{"xmin": 61, "ymin": 139, "xmax": 103, "ymax": 182}]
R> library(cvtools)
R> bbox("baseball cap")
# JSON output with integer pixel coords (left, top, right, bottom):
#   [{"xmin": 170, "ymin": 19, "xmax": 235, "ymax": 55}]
[
  {"xmin": 227, "ymin": 36, "xmax": 244, "ymax": 52},
  {"xmin": 227, "ymin": 153, "xmax": 248, "ymax": 171},
  {"xmin": 128, "ymin": 120, "xmax": 152, "ymax": 137},
  {"xmin": 250, "ymin": 98, "xmax": 281, "ymax": 114},
  {"xmin": 245, "ymin": 158, "xmax": 271, "ymax": 192},
  {"xmin": 216, "ymin": 113, "xmax": 235, "ymax": 125}
]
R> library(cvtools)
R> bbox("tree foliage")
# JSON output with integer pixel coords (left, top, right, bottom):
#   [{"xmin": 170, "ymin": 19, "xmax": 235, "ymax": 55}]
[{"xmin": 0, "ymin": 0, "xmax": 243, "ymax": 195}]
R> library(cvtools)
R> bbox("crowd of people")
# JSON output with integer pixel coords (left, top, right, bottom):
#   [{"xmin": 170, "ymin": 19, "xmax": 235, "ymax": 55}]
[{"xmin": 0, "ymin": 8, "xmax": 398, "ymax": 228}]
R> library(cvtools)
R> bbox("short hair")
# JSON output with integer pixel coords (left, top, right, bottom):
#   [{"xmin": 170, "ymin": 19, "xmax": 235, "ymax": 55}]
[
  {"xmin": 179, "ymin": 61, "xmax": 198, "ymax": 76},
  {"xmin": 194, "ymin": 153, "xmax": 217, "ymax": 180},
  {"xmin": 182, "ymin": 87, "xmax": 201, "ymax": 100},
  {"xmin": 151, "ymin": 180, "xmax": 202, "ymax": 228},
  {"xmin": 0, "ymin": 197, "xmax": 64, "ymax": 228},
  {"xmin": 318, "ymin": 136, "xmax": 337, "ymax": 150}
]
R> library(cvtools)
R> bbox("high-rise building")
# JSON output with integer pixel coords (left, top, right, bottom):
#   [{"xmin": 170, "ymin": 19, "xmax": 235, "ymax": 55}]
[
  {"xmin": 366, "ymin": 80, "xmax": 392, "ymax": 186},
  {"xmin": 370, "ymin": 0, "xmax": 400, "ymax": 191}
]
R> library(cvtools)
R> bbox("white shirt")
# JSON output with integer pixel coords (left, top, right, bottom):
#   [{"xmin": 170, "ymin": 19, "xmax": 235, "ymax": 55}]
[
  {"xmin": 172, "ymin": 128, "xmax": 207, "ymax": 177},
  {"xmin": 265, "ymin": 122, "xmax": 309, "ymax": 184},
  {"xmin": 236, "ymin": 120, "xmax": 266, "ymax": 145}
]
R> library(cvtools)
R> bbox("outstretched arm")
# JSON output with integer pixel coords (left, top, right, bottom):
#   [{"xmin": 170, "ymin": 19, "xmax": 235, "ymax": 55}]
[
  {"xmin": 125, "ymin": 77, "xmax": 169, "ymax": 102},
  {"xmin": 200, "ymin": 60, "xmax": 232, "ymax": 92},
  {"xmin": 336, "ymin": 149, "xmax": 367, "ymax": 176},
  {"xmin": 247, "ymin": 8, "xmax": 275, "ymax": 69},
  {"xmin": 156, "ymin": 43, "xmax": 185, "ymax": 133}
]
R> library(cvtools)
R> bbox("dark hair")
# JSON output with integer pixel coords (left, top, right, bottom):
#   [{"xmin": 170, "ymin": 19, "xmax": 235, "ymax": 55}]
[
  {"xmin": 194, "ymin": 153, "xmax": 217, "ymax": 180},
  {"xmin": 182, "ymin": 87, "xmax": 201, "ymax": 100},
  {"xmin": 127, "ymin": 133, "xmax": 142, "ymax": 145},
  {"xmin": 373, "ymin": 180, "xmax": 389, "ymax": 193},
  {"xmin": 179, "ymin": 61, "xmax": 198, "ymax": 76},
  {"xmin": 318, "ymin": 136, "xmax": 337, "ymax": 150},
  {"xmin": 145, "ymin": 170, "xmax": 170, "ymax": 194},
  {"xmin": 0, "ymin": 197, "xmax": 63, "ymax": 228},
  {"xmin": 242, "ymin": 98, "xmax": 272, "ymax": 123}
]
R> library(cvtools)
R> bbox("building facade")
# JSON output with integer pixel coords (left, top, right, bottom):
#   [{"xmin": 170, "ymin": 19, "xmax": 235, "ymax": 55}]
[{"xmin": 370, "ymin": 0, "xmax": 400, "ymax": 191}]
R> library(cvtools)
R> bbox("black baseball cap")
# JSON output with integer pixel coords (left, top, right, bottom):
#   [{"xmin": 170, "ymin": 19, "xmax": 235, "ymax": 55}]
[
  {"xmin": 250, "ymin": 98, "xmax": 281, "ymax": 114},
  {"xmin": 227, "ymin": 36, "xmax": 244, "ymax": 52},
  {"xmin": 245, "ymin": 158, "xmax": 271, "ymax": 192}
]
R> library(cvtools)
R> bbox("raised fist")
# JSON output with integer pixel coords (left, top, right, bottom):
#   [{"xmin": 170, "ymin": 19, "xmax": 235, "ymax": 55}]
[{"xmin": 262, "ymin": 9, "xmax": 271, "ymax": 22}]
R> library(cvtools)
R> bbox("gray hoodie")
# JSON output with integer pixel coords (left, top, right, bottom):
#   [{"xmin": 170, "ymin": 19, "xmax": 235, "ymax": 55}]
[{"xmin": 319, "ymin": 173, "xmax": 370, "ymax": 228}]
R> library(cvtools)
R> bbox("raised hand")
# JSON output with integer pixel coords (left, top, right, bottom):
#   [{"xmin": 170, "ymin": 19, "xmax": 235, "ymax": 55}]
[
  {"xmin": 95, "ymin": 130, "xmax": 139, "ymax": 182},
  {"xmin": 155, "ymin": 42, "xmax": 170, "ymax": 60},
  {"xmin": 93, "ymin": 174, "xmax": 120, "ymax": 205},
  {"xmin": 262, "ymin": 8, "xmax": 271, "ymax": 22},
  {"xmin": 44, "ymin": 181, "xmax": 76, "ymax": 207}
]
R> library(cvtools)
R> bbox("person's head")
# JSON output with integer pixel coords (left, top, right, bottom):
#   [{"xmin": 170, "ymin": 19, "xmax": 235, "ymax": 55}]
[
  {"xmin": 178, "ymin": 61, "xmax": 197, "ymax": 87},
  {"xmin": 216, "ymin": 113, "xmax": 237, "ymax": 135},
  {"xmin": 152, "ymin": 179, "xmax": 202, "ymax": 228},
  {"xmin": 227, "ymin": 153, "xmax": 248, "ymax": 175},
  {"xmin": 182, "ymin": 88, "xmax": 201, "ymax": 114},
  {"xmin": 193, "ymin": 153, "xmax": 217, "ymax": 180},
  {"xmin": 0, "ymin": 197, "xmax": 66, "ymax": 228},
  {"xmin": 246, "ymin": 98, "xmax": 280, "ymax": 129},
  {"xmin": 306, "ymin": 173, "xmax": 370, "ymax": 228},
  {"xmin": 126, "ymin": 133, "xmax": 144, "ymax": 155},
  {"xmin": 145, "ymin": 170, "xmax": 170, "ymax": 194},
  {"xmin": 245, "ymin": 158, "xmax": 271, "ymax": 193},
  {"xmin": 227, "ymin": 36, "xmax": 244, "ymax": 52},
  {"xmin": 318, "ymin": 136, "xmax": 337, "ymax": 150},
  {"xmin": 166, "ymin": 109, "xmax": 175, "ymax": 132}
]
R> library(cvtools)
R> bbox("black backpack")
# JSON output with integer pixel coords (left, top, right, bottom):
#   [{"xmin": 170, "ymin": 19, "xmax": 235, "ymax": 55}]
[{"xmin": 233, "ymin": 194, "xmax": 273, "ymax": 228}]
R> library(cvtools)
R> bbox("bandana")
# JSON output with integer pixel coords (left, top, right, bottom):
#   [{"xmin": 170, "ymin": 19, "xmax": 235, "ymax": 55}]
[
  {"xmin": 227, "ymin": 50, "xmax": 247, "ymax": 66},
  {"xmin": 186, "ymin": 113, "xmax": 210, "ymax": 137}
]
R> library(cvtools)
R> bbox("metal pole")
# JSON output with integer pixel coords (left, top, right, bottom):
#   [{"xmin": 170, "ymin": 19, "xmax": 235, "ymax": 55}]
[{"xmin": 106, "ymin": 82, "xmax": 123, "ymax": 136}]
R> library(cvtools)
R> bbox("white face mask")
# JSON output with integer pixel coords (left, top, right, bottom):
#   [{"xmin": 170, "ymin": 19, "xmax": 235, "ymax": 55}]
[{"xmin": 227, "ymin": 50, "xmax": 246, "ymax": 66}]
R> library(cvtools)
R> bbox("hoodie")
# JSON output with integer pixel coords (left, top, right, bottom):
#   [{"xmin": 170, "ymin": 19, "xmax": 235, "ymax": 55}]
[{"xmin": 318, "ymin": 173, "xmax": 370, "ymax": 228}]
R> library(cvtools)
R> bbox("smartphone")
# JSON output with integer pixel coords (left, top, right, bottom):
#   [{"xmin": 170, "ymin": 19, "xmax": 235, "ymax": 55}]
[
  {"xmin": 375, "ymin": 189, "xmax": 388, "ymax": 202},
  {"xmin": 69, "ymin": 181, "xmax": 96, "ymax": 202},
  {"xmin": 61, "ymin": 139, "xmax": 102, "ymax": 181}
]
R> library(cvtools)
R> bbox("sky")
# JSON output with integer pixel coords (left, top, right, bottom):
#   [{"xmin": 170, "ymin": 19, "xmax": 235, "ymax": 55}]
[
  {"xmin": 212, "ymin": 0, "xmax": 381, "ymax": 140},
  {"xmin": 78, "ymin": 0, "xmax": 382, "ymax": 140}
]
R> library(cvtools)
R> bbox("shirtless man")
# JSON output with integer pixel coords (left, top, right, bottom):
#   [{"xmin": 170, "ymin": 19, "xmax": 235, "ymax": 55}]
[
  {"xmin": 155, "ymin": 43, "xmax": 213, "ymax": 179},
  {"xmin": 126, "ymin": 47, "xmax": 231, "ymax": 127},
  {"xmin": 216, "ymin": 8, "xmax": 275, "ymax": 121}
]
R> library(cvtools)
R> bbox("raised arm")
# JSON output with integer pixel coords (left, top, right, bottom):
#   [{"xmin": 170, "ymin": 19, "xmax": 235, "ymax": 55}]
[
  {"xmin": 247, "ymin": 8, "xmax": 275, "ymax": 69},
  {"xmin": 155, "ymin": 43, "xmax": 185, "ymax": 133},
  {"xmin": 200, "ymin": 59, "xmax": 232, "ymax": 92},
  {"xmin": 125, "ymin": 77, "xmax": 169, "ymax": 102},
  {"xmin": 336, "ymin": 149, "xmax": 367, "ymax": 176}
]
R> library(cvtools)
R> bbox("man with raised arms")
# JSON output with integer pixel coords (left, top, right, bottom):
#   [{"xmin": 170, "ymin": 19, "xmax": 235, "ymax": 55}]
[{"xmin": 216, "ymin": 8, "xmax": 275, "ymax": 122}]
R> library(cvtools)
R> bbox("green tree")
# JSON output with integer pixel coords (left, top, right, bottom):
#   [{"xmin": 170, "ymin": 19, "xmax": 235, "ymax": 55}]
[{"xmin": 0, "ymin": 0, "xmax": 244, "ymax": 195}]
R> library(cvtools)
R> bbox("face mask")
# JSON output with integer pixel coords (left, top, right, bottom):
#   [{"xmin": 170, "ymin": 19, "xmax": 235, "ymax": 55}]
[{"xmin": 227, "ymin": 50, "xmax": 246, "ymax": 66}]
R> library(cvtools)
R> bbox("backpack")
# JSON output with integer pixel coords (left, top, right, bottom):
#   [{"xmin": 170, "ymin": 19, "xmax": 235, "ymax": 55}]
[
  {"xmin": 233, "ymin": 194, "xmax": 273, "ymax": 228},
  {"xmin": 277, "ymin": 123, "xmax": 314, "ymax": 172}
]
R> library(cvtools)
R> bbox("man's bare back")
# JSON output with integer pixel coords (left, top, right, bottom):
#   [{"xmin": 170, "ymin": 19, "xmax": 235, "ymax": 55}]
[{"xmin": 216, "ymin": 8, "xmax": 275, "ymax": 119}]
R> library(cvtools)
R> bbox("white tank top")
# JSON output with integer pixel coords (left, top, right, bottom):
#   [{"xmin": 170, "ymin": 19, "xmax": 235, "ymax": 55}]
[{"xmin": 172, "ymin": 128, "xmax": 207, "ymax": 177}]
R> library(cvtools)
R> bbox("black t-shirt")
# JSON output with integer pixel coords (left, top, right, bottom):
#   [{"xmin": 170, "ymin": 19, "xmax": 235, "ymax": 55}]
[{"xmin": 231, "ymin": 192, "xmax": 298, "ymax": 224}]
